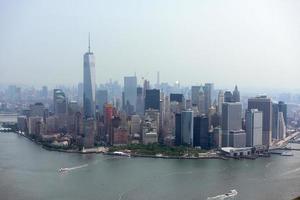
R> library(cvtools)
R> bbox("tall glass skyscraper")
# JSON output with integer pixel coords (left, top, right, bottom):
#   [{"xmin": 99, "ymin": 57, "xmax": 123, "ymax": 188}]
[{"xmin": 83, "ymin": 36, "xmax": 96, "ymax": 119}]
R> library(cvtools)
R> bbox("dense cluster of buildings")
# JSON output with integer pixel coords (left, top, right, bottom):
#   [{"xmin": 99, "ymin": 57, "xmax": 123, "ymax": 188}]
[{"xmin": 12, "ymin": 40, "xmax": 290, "ymax": 151}]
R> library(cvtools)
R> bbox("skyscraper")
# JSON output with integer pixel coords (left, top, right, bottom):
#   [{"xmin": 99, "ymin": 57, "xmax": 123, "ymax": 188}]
[
  {"xmin": 191, "ymin": 86, "xmax": 201, "ymax": 106},
  {"xmin": 181, "ymin": 110, "xmax": 194, "ymax": 146},
  {"xmin": 193, "ymin": 115, "xmax": 209, "ymax": 149},
  {"xmin": 145, "ymin": 89, "xmax": 160, "ymax": 111},
  {"xmin": 245, "ymin": 109, "xmax": 263, "ymax": 147},
  {"xmin": 222, "ymin": 102, "xmax": 242, "ymax": 147},
  {"xmin": 204, "ymin": 83, "xmax": 213, "ymax": 113},
  {"xmin": 83, "ymin": 35, "xmax": 96, "ymax": 119},
  {"xmin": 248, "ymin": 96, "xmax": 272, "ymax": 146},
  {"xmin": 217, "ymin": 90, "xmax": 224, "ymax": 115},
  {"xmin": 232, "ymin": 85, "xmax": 240, "ymax": 102},
  {"xmin": 124, "ymin": 76, "xmax": 137, "ymax": 114},
  {"xmin": 278, "ymin": 101, "xmax": 287, "ymax": 125},
  {"xmin": 53, "ymin": 89, "xmax": 67, "ymax": 115},
  {"xmin": 96, "ymin": 90, "xmax": 108, "ymax": 115}
]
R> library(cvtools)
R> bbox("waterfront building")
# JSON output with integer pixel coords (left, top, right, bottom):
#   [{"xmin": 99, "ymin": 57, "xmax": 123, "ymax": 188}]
[
  {"xmin": 83, "ymin": 118, "xmax": 96, "ymax": 148},
  {"xmin": 175, "ymin": 113, "xmax": 182, "ymax": 146},
  {"xmin": 28, "ymin": 116, "xmax": 44, "ymax": 136},
  {"xmin": 222, "ymin": 102, "xmax": 242, "ymax": 147},
  {"xmin": 96, "ymin": 90, "xmax": 108, "ymax": 115},
  {"xmin": 17, "ymin": 116, "xmax": 27, "ymax": 133},
  {"xmin": 130, "ymin": 115, "xmax": 142, "ymax": 136},
  {"xmin": 113, "ymin": 128, "xmax": 129, "ymax": 145},
  {"xmin": 229, "ymin": 130, "xmax": 246, "ymax": 148},
  {"xmin": 272, "ymin": 102, "xmax": 279, "ymax": 139},
  {"xmin": 83, "ymin": 36, "xmax": 96, "ymax": 119},
  {"xmin": 245, "ymin": 109, "xmax": 263, "ymax": 147},
  {"xmin": 104, "ymin": 104, "xmax": 113, "ymax": 144},
  {"xmin": 248, "ymin": 96, "xmax": 272, "ymax": 146},
  {"xmin": 181, "ymin": 110, "xmax": 194, "ymax": 146},
  {"xmin": 193, "ymin": 115, "xmax": 209, "ymax": 149},
  {"xmin": 30, "ymin": 102, "xmax": 45, "ymax": 117},
  {"xmin": 124, "ymin": 76, "xmax": 137, "ymax": 114}
]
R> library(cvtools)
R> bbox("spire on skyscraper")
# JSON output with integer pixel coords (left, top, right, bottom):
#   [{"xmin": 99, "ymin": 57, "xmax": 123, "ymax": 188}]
[{"xmin": 88, "ymin": 32, "xmax": 91, "ymax": 53}]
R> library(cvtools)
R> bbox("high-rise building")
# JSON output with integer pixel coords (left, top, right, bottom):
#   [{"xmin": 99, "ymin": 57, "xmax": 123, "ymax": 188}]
[
  {"xmin": 224, "ymin": 91, "xmax": 233, "ymax": 103},
  {"xmin": 83, "ymin": 35, "xmax": 96, "ymax": 119},
  {"xmin": 222, "ymin": 102, "xmax": 242, "ymax": 147},
  {"xmin": 136, "ymin": 87, "xmax": 144, "ymax": 116},
  {"xmin": 53, "ymin": 89, "xmax": 67, "ymax": 115},
  {"xmin": 198, "ymin": 87, "xmax": 205, "ymax": 114},
  {"xmin": 278, "ymin": 112, "xmax": 286, "ymax": 139},
  {"xmin": 248, "ymin": 96, "xmax": 272, "ymax": 146},
  {"xmin": 232, "ymin": 85, "xmax": 240, "ymax": 102},
  {"xmin": 193, "ymin": 116, "xmax": 209, "ymax": 149},
  {"xmin": 204, "ymin": 83, "xmax": 213, "ymax": 113},
  {"xmin": 175, "ymin": 113, "xmax": 182, "ymax": 146},
  {"xmin": 272, "ymin": 103, "xmax": 279, "ymax": 139},
  {"xmin": 191, "ymin": 86, "xmax": 201, "ymax": 106},
  {"xmin": 96, "ymin": 90, "xmax": 108, "ymax": 115},
  {"xmin": 181, "ymin": 110, "xmax": 194, "ymax": 146},
  {"xmin": 245, "ymin": 109, "xmax": 263, "ymax": 147},
  {"xmin": 124, "ymin": 76, "xmax": 137, "ymax": 113},
  {"xmin": 278, "ymin": 101, "xmax": 287, "ymax": 125},
  {"xmin": 145, "ymin": 89, "xmax": 160, "ymax": 111},
  {"xmin": 217, "ymin": 90, "xmax": 224, "ymax": 115}
]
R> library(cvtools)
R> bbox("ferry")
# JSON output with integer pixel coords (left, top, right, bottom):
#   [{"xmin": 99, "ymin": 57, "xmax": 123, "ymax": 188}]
[
  {"xmin": 207, "ymin": 189, "xmax": 238, "ymax": 200},
  {"xmin": 281, "ymin": 151, "xmax": 293, "ymax": 156}
]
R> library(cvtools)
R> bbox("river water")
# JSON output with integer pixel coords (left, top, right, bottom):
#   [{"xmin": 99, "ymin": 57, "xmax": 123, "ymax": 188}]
[{"xmin": 0, "ymin": 133, "xmax": 300, "ymax": 200}]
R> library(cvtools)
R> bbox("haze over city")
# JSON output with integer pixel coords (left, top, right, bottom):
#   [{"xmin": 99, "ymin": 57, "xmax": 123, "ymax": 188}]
[{"xmin": 1, "ymin": 0, "xmax": 300, "ymax": 90}]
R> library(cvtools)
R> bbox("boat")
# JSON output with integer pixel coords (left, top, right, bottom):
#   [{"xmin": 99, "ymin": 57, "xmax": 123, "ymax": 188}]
[
  {"xmin": 281, "ymin": 151, "xmax": 293, "ymax": 156},
  {"xmin": 207, "ymin": 189, "xmax": 238, "ymax": 200},
  {"xmin": 58, "ymin": 168, "xmax": 70, "ymax": 172}
]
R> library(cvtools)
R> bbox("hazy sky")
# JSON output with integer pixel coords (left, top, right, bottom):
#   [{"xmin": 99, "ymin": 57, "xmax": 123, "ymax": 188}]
[{"xmin": 1, "ymin": 0, "xmax": 300, "ymax": 90}]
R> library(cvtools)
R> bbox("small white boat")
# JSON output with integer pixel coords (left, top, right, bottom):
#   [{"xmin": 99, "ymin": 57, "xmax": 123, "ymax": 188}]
[
  {"xmin": 207, "ymin": 189, "xmax": 238, "ymax": 200},
  {"xmin": 281, "ymin": 151, "xmax": 293, "ymax": 156},
  {"xmin": 58, "ymin": 168, "xmax": 70, "ymax": 172}
]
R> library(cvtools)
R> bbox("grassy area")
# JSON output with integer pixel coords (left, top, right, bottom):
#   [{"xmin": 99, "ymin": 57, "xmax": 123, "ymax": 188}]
[{"xmin": 108, "ymin": 143, "xmax": 207, "ymax": 157}]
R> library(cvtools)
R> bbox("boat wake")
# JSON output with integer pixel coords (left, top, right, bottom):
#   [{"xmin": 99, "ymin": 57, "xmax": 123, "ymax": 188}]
[
  {"xmin": 280, "ymin": 167, "xmax": 300, "ymax": 176},
  {"xmin": 59, "ymin": 164, "xmax": 88, "ymax": 173}
]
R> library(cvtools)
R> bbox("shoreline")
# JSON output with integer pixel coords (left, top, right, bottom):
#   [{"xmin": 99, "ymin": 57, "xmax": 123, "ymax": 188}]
[{"xmin": 11, "ymin": 131, "xmax": 228, "ymax": 160}]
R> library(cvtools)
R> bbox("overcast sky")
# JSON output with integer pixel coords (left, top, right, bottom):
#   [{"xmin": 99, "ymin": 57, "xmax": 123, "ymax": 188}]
[{"xmin": 0, "ymin": 0, "xmax": 300, "ymax": 90}]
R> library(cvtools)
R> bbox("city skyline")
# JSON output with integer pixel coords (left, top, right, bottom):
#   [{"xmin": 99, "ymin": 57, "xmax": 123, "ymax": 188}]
[{"xmin": 1, "ymin": 0, "xmax": 300, "ymax": 90}]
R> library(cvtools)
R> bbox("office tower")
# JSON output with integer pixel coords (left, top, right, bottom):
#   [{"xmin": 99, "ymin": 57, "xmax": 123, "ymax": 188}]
[
  {"xmin": 222, "ymin": 102, "xmax": 242, "ymax": 147},
  {"xmin": 42, "ymin": 86, "xmax": 48, "ymax": 99},
  {"xmin": 96, "ymin": 90, "xmax": 108, "ymax": 115},
  {"xmin": 68, "ymin": 101, "xmax": 80, "ymax": 115},
  {"xmin": 156, "ymin": 71, "xmax": 160, "ymax": 89},
  {"xmin": 77, "ymin": 83, "xmax": 83, "ymax": 104},
  {"xmin": 198, "ymin": 87, "xmax": 205, "ymax": 114},
  {"xmin": 272, "ymin": 103, "xmax": 279, "ymax": 139},
  {"xmin": 232, "ymin": 85, "xmax": 240, "ymax": 102},
  {"xmin": 181, "ymin": 110, "xmax": 194, "ymax": 146},
  {"xmin": 224, "ymin": 91, "xmax": 233, "ymax": 103},
  {"xmin": 217, "ymin": 90, "xmax": 224, "ymax": 115},
  {"xmin": 136, "ymin": 87, "xmax": 144, "ymax": 116},
  {"xmin": 30, "ymin": 102, "xmax": 45, "ymax": 117},
  {"xmin": 83, "ymin": 118, "xmax": 96, "ymax": 148},
  {"xmin": 130, "ymin": 115, "xmax": 142, "ymax": 136},
  {"xmin": 170, "ymin": 93, "xmax": 184, "ymax": 103},
  {"xmin": 104, "ymin": 104, "xmax": 113, "ymax": 144},
  {"xmin": 229, "ymin": 130, "xmax": 246, "ymax": 148},
  {"xmin": 175, "ymin": 113, "xmax": 182, "ymax": 145},
  {"xmin": 145, "ymin": 89, "xmax": 160, "ymax": 110},
  {"xmin": 83, "ymin": 35, "xmax": 96, "ymax": 119},
  {"xmin": 278, "ymin": 101, "xmax": 287, "ymax": 124},
  {"xmin": 124, "ymin": 76, "xmax": 137, "ymax": 114},
  {"xmin": 278, "ymin": 112, "xmax": 286, "ymax": 139},
  {"xmin": 53, "ymin": 89, "xmax": 67, "ymax": 115},
  {"xmin": 191, "ymin": 86, "xmax": 201, "ymax": 106},
  {"xmin": 193, "ymin": 116, "xmax": 209, "ymax": 149},
  {"xmin": 143, "ymin": 79, "xmax": 150, "ymax": 96},
  {"xmin": 245, "ymin": 109, "xmax": 263, "ymax": 147},
  {"xmin": 248, "ymin": 96, "xmax": 272, "ymax": 146},
  {"xmin": 204, "ymin": 83, "xmax": 213, "ymax": 113}
]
